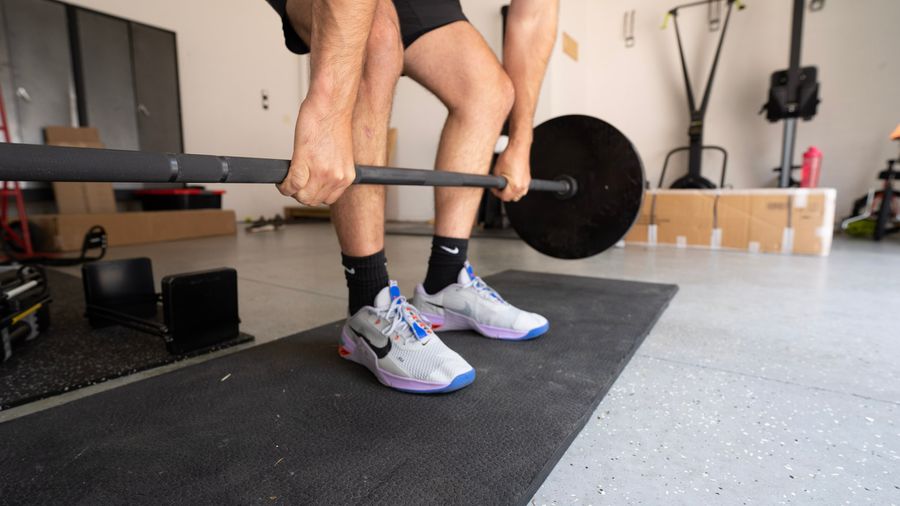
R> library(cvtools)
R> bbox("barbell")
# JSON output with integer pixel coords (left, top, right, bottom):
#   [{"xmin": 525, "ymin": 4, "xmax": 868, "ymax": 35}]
[{"xmin": 0, "ymin": 115, "xmax": 645, "ymax": 259}]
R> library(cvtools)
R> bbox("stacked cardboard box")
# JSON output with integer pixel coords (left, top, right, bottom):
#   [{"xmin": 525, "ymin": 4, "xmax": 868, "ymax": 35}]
[
  {"xmin": 624, "ymin": 189, "xmax": 836, "ymax": 256},
  {"xmin": 30, "ymin": 210, "xmax": 237, "ymax": 252}
]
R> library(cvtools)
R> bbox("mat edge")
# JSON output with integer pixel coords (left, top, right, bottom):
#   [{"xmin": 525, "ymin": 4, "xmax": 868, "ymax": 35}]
[{"xmin": 516, "ymin": 283, "xmax": 679, "ymax": 506}]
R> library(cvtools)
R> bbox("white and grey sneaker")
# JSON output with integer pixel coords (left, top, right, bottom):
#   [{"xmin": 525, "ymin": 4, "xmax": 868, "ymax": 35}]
[
  {"xmin": 413, "ymin": 262, "xmax": 549, "ymax": 340},
  {"xmin": 339, "ymin": 281, "xmax": 475, "ymax": 393}
]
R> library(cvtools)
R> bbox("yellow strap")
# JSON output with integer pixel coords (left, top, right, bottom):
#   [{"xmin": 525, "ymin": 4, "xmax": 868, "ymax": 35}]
[
  {"xmin": 12, "ymin": 303, "xmax": 42, "ymax": 324},
  {"xmin": 661, "ymin": 13, "xmax": 672, "ymax": 29}
]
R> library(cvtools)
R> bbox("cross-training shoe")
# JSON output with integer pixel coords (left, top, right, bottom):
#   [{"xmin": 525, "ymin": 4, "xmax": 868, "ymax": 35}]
[
  {"xmin": 338, "ymin": 281, "xmax": 475, "ymax": 394},
  {"xmin": 413, "ymin": 262, "xmax": 549, "ymax": 340}
]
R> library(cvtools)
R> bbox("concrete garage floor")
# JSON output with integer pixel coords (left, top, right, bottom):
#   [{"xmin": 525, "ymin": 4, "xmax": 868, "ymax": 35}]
[{"xmin": 2, "ymin": 223, "xmax": 898, "ymax": 505}]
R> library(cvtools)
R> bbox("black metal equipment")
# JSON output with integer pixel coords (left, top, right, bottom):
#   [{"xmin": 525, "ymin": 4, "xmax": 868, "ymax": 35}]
[
  {"xmin": 1, "ymin": 225, "xmax": 107, "ymax": 267},
  {"xmin": 1, "ymin": 265, "xmax": 51, "ymax": 362},
  {"xmin": 760, "ymin": 0, "xmax": 821, "ymax": 188},
  {"xmin": 82, "ymin": 258, "xmax": 243, "ymax": 355},
  {"xmin": 507, "ymin": 116, "xmax": 644, "ymax": 259},
  {"xmin": 658, "ymin": 0, "xmax": 744, "ymax": 189},
  {"xmin": 873, "ymin": 160, "xmax": 899, "ymax": 241},
  {"xmin": 0, "ymin": 115, "xmax": 646, "ymax": 260}
]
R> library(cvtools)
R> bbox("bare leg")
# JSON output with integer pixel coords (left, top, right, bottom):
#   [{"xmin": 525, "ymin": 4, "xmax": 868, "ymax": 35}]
[
  {"xmin": 403, "ymin": 22, "xmax": 515, "ymax": 239},
  {"xmin": 287, "ymin": 0, "xmax": 403, "ymax": 256}
]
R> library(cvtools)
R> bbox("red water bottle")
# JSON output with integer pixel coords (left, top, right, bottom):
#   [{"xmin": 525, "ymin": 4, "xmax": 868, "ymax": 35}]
[{"xmin": 800, "ymin": 146, "xmax": 822, "ymax": 188}]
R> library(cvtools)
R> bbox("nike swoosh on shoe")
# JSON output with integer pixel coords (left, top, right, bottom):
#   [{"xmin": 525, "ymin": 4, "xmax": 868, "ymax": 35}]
[{"xmin": 351, "ymin": 326, "xmax": 391, "ymax": 359}]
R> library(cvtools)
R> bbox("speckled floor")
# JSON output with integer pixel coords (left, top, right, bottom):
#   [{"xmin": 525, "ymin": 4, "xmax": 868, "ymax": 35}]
[{"xmin": 1, "ymin": 223, "xmax": 897, "ymax": 505}]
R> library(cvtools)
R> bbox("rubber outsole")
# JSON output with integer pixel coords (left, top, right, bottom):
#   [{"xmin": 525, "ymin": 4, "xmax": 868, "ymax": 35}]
[
  {"xmin": 392, "ymin": 368, "xmax": 476, "ymax": 394},
  {"xmin": 423, "ymin": 310, "xmax": 549, "ymax": 341}
]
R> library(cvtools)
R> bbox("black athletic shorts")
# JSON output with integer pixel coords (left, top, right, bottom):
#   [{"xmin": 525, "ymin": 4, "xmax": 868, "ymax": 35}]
[{"xmin": 265, "ymin": 0, "xmax": 467, "ymax": 55}]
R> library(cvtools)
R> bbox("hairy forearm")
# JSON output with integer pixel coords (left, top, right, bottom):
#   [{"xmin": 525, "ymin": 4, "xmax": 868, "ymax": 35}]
[
  {"xmin": 306, "ymin": 0, "xmax": 377, "ymax": 120},
  {"xmin": 504, "ymin": 0, "xmax": 559, "ymax": 151}
]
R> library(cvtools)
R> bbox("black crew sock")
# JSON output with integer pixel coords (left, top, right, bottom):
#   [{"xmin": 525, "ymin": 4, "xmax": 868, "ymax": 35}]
[
  {"xmin": 342, "ymin": 250, "xmax": 389, "ymax": 315},
  {"xmin": 423, "ymin": 236, "xmax": 469, "ymax": 295}
]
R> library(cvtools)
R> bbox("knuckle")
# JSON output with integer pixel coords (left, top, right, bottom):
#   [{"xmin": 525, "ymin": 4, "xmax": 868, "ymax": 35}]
[{"xmin": 288, "ymin": 176, "xmax": 305, "ymax": 190}]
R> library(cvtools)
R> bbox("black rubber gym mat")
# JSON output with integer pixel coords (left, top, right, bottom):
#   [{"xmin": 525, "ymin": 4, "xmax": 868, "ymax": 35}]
[
  {"xmin": 0, "ymin": 269, "xmax": 252, "ymax": 410},
  {"xmin": 0, "ymin": 271, "xmax": 676, "ymax": 505}
]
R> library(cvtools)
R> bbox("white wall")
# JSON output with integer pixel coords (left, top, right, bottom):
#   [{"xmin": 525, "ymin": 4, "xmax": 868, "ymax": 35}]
[{"xmin": 61, "ymin": 0, "xmax": 307, "ymax": 219}]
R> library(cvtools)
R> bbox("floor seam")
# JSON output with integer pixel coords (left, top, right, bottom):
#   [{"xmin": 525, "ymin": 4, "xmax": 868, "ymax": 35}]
[
  {"xmin": 238, "ymin": 276, "xmax": 345, "ymax": 301},
  {"xmin": 636, "ymin": 352, "xmax": 900, "ymax": 407}
]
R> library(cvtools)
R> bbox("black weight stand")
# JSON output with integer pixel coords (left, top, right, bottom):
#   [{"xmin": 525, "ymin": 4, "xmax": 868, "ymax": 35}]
[
  {"xmin": 761, "ymin": 0, "xmax": 821, "ymax": 188},
  {"xmin": 874, "ymin": 160, "xmax": 898, "ymax": 241},
  {"xmin": 658, "ymin": 0, "xmax": 743, "ymax": 189},
  {"xmin": 1, "ymin": 265, "xmax": 51, "ymax": 362},
  {"xmin": 83, "ymin": 258, "xmax": 245, "ymax": 355}
]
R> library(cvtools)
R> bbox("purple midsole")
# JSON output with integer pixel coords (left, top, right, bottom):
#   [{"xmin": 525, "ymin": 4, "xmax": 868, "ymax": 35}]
[
  {"xmin": 422, "ymin": 311, "xmax": 529, "ymax": 339},
  {"xmin": 340, "ymin": 330, "xmax": 452, "ymax": 391}
]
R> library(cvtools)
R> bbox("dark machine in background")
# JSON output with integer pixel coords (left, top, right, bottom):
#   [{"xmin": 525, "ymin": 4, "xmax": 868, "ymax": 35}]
[
  {"xmin": 1, "ymin": 265, "xmax": 50, "ymax": 362},
  {"xmin": 760, "ymin": 0, "xmax": 822, "ymax": 187},
  {"xmin": 658, "ymin": 0, "xmax": 744, "ymax": 189},
  {"xmin": 841, "ymin": 132, "xmax": 900, "ymax": 242}
]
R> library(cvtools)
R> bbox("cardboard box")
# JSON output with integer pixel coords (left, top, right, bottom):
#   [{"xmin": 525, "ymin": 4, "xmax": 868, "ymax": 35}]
[
  {"xmin": 44, "ymin": 126, "xmax": 117, "ymax": 214},
  {"xmin": 715, "ymin": 194, "xmax": 751, "ymax": 249},
  {"xmin": 654, "ymin": 191, "xmax": 716, "ymax": 247},
  {"xmin": 624, "ymin": 189, "xmax": 836, "ymax": 256},
  {"xmin": 30, "ymin": 210, "xmax": 237, "ymax": 252},
  {"xmin": 623, "ymin": 193, "xmax": 654, "ymax": 244},
  {"xmin": 790, "ymin": 192, "xmax": 835, "ymax": 255}
]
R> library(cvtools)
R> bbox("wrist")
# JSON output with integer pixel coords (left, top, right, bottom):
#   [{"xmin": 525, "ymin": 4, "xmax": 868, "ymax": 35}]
[
  {"xmin": 506, "ymin": 136, "xmax": 533, "ymax": 155},
  {"xmin": 301, "ymin": 93, "xmax": 354, "ymax": 130},
  {"xmin": 305, "ymin": 81, "xmax": 356, "ymax": 122}
]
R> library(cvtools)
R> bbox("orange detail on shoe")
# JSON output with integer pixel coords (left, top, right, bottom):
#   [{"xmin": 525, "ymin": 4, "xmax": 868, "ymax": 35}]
[{"xmin": 338, "ymin": 346, "xmax": 351, "ymax": 357}]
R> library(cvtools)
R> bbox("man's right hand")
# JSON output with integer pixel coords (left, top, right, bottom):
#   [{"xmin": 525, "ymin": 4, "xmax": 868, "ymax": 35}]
[{"xmin": 278, "ymin": 98, "xmax": 356, "ymax": 206}]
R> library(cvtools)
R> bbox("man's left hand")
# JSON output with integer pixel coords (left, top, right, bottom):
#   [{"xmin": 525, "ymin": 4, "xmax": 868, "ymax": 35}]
[{"xmin": 491, "ymin": 144, "xmax": 531, "ymax": 202}]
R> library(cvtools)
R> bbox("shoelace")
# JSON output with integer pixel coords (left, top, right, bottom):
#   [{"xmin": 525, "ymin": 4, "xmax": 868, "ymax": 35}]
[
  {"xmin": 379, "ymin": 295, "xmax": 432, "ymax": 343},
  {"xmin": 462, "ymin": 276, "xmax": 508, "ymax": 305}
]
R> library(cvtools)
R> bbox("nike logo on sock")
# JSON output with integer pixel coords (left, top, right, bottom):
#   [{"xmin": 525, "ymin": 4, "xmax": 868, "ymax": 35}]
[
  {"xmin": 344, "ymin": 266, "xmax": 356, "ymax": 275},
  {"xmin": 440, "ymin": 246, "xmax": 460, "ymax": 255}
]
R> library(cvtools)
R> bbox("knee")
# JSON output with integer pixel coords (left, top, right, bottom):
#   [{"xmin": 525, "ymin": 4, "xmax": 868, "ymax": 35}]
[
  {"xmin": 448, "ymin": 68, "xmax": 515, "ymax": 127},
  {"xmin": 361, "ymin": 16, "xmax": 403, "ymax": 93}
]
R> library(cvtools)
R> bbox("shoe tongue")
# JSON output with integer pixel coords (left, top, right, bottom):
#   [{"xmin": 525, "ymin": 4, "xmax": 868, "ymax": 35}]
[
  {"xmin": 373, "ymin": 281, "xmax": 401, "ymax": 310},
  {"xmin": 458, "ymin": 261, "xmax": 475, "ymax": 284}
]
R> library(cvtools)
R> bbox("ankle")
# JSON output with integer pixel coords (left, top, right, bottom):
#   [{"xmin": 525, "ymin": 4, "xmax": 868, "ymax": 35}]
[
  {"xmin": 343, "ymin": 250, "xmax": 389, "ymax": 314},
  {"xmin": 423, "ymin": 236, "xmax": 468, "ymax": 294}
]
